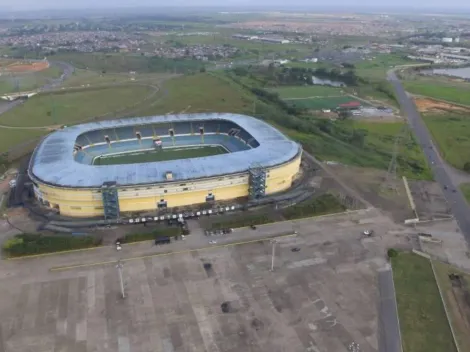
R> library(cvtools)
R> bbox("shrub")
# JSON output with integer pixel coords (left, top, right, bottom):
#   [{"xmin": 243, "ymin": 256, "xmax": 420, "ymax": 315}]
[
  {"xmin": 3, "ymin": 233, "xmax": 102, "ymax": 257},
  {"xmin": 210, "ymin": 214, "xmax": 274, "ymax": 230},
  {"xmin": 387, "ymin": 248, "xmax": 399, "ymax": 258},
  {"xmin": 282, "ymin": 194, "xmax": 346, "ymax": 220},
  {"xmin": 123, "ymin": 227, "xmax": 182, "ymax": 243}
]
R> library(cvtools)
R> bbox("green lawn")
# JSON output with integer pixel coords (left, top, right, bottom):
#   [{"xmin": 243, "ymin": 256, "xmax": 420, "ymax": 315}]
[
  {"xmin": 392, "ymin": 253, "xmax": 457, "ymax": 352},
  {"xmin": 460, "ymin": 183, "xmax": 470, "ymax": 204},
  {"xmin": 270, "ymin": 85, "xmax": 344, "ymax": 99},
  {"xmin": 131, "ymin": 73, "xmax": 252, "ymax": 116},
  {"xmin": 0, "ymin": 128, "xmax": 46, "ymax": 154},
  {"xmin": 0, "ymin": 85, "xmax": 155, "ymax": 154},
  {"xmin": 433, "ymin": 260, "xmax": 470, "ymax": 352},
  {"xmin": 0, "ymin": 66, "xmax": 63, "ymax": 94},
  {"xmin": 0, "ymin": 85, "xmax": 153, "ymax": 128},
  {"xmin": 404, "ymin": 80, "xmax": 470, "ymax": 106},
  {"xmin": 355, "ymin": 54, "xmax": 416, "ymax": 81},
  {"xmin": 422, "ymin": 113, "xmax": 470, "ymax": 170},
  {"xmin": 285, "ymin": 96, "xmax": 364, "ymax": 110},
  {"xmin": 93, "ymin": 145, "xmax": 227, "ymax": 165}
]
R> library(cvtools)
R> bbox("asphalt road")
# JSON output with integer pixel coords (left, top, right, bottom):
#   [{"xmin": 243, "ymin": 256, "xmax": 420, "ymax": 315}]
[
  {"xmin": 378, "ymin": 268, "xmax": 402, "ymax": 352},
  {"xmin": 388, "ymin": 71, "xmax": 470, "ymax": 240}
]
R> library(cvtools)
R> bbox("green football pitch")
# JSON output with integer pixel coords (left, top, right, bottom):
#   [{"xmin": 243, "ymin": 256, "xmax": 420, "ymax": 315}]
[{"xmin": 93, "ymin": 145, "xmax": 228, "ymax": 165}]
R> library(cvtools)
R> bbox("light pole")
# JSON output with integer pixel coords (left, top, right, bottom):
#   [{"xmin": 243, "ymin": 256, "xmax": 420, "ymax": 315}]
[
  {"xmin": 116, "ymin": 260, "xmax": 125, "ymax": 299},
  {"xmin": 270, "ymin": 240, "xmax": 277, "ymax": 272}
]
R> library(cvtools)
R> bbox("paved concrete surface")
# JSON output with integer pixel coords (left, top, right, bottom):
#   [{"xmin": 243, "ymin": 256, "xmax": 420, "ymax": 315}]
[
  {"xmin": 378, "ymin": 267, "xmax": 402, "ymax": 352},
  {"xmin": 388, "ymin": 71, "xmax": 470, "ymax": 241},
  {"xmin": 0, "ymin": 209, "xmax": 410, "ymax": 352}
]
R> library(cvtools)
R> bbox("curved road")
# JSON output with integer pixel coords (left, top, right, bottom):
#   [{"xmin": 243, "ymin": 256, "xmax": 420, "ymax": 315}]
[{"xmin": 388, "ymin": 71, "xmax": 470, "ymax": 240}]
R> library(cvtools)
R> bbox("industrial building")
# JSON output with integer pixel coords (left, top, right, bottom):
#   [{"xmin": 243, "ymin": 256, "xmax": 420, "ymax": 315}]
[{"xmin": 28, "ymin": 114, "xmax": 302, "ymax": 218}]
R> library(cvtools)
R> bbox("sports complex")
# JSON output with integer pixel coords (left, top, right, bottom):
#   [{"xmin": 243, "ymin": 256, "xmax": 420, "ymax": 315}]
[{"xmin": 28, "ymin": 113, "xmax": 302, "ymax": 218}]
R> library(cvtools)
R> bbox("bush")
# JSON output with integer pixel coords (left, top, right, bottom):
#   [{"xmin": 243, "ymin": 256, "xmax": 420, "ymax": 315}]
[
  {"xmin": 123, "ymin": 227, "xmax": 182, "ymax": 243},
  {"xmin": 211, "ymin": 214, "xmax": 275, "ymax": 230},
  {"xmin": 387, "ymin": 248, "xmax": 399, "ymax": 258},
  {"xmin": 2, "ymin": 233, "xmax": 102, "ymax": 257},
  {"xmin": 282, "ymin": 194, "xmax": 346, "ymax": 220}
]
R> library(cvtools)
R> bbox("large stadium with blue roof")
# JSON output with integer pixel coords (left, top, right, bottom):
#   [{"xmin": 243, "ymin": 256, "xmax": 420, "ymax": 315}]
[{"xmin": 28, "ymin": 113, "xmax": 302, "ymax": 218}]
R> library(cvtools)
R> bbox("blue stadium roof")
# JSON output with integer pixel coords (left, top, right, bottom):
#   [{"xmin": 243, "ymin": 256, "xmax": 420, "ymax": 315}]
[{"xmin": 29, "ymin": 113, "xmax": 301, "ymax": 188}]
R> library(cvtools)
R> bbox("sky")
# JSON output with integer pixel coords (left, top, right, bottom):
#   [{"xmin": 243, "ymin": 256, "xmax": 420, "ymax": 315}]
[{"xmin": 0, "ymin": 0, "xmax": 468, "ymax": 12}]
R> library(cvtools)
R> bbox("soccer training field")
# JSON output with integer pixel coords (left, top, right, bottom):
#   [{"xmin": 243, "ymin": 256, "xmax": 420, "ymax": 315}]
[{"xmin": 93, "ymin": 145, "xmax": 228, "ymax": 165}]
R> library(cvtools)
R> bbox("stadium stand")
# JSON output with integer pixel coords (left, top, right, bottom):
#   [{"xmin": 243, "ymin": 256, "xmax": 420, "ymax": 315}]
[
  {"xmin": 115, "ymin": 127, "xmax": 135, "ymax": 140},
  {"xmin": 136, "ymin": 125, "xmax": 154, "ymax": 138}
]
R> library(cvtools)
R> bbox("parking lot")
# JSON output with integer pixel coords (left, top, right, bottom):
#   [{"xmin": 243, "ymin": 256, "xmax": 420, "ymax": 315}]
[{"xmin": 0, "ymin": 209, "xmax": 411, "ymax": 352}]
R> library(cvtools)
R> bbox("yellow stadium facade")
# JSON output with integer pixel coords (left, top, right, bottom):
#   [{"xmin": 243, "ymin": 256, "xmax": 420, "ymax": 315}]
[{"xmin": 33, "ymin": 151, "xmax": 301, "ymax": 218}]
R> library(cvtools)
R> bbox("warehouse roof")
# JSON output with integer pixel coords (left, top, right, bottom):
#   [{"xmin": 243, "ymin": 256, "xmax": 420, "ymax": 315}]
[{"xmin": 29, "ymin": 113, "xmax": 301, "ymax": 188}]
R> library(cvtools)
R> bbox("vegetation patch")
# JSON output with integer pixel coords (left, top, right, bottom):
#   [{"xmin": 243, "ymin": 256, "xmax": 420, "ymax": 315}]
[
  {"xmin": 269, "ymin": 85, "xmax": 344, "ymax": 99},
  {"xmin": 282, "ymin": 194, "xmax": 345, "ymax": 220},
  {"xmin": 460, "ymin": 183, "xmax": 470, "ymax": 204},
  {"xmin": 422, "ymin": 113, "xmax": 470, "ymax": 171},
  {"xmin": 121, "ymin": 227, "xmax": 182, "ymax": 243},
  {"xmin": 286, "ymin": 96, "xmax": 364, "ymax": 110},
  {"xmin": 94, "ymin": 145, "xmax": 228, "ymax": 165},
  {"xmin": 210, "ymin": 213, "xmax": 276, "ymax": 230},
  {"xmin": 404, "ymin": 80, "xmax": 470, "ymax": 106},
  {"xmin": 433, "ymin": 260, "xmax": 470, "ymax": 352},
  {"xmin": 2, "ymin": 233, "xmax": 102, "ymax": 257},
  {"xmin": 392, "ymin": 252, "xmax": 457, "ymax": 352}
]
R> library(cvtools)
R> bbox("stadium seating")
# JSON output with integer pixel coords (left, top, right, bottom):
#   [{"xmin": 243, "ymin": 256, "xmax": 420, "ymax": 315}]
[
  {"xmin": 172, "ymin": 122, "xmax": 192, "ymax": 135},
  {"xmin": 115, "ymin": 127, "xmax": 135, "ymax": 140},
  {"xmin": 135, "ymin": 125, "xmax": 154, "ymax": 138},
  {"xmin": 85, "ymin": 130, "xmax": 105, "ymax": 144},
  {"xmin": 74, "ymin": 121, "xmax": 259, "ymax": 164}
]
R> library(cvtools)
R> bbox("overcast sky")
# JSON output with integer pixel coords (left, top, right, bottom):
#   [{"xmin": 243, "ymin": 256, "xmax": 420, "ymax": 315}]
[{"xmin": 0, "ymin": 0, "xmax": 468, "ymax": 11}]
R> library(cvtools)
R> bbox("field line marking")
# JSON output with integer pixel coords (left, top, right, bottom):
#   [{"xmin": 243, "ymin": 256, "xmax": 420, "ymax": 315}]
[{"xmin": 49, "ymin": 233, "xmax": 297, "ymax": 272}]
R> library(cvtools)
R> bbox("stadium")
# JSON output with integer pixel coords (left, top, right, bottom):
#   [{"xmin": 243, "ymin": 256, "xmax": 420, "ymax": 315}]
[{"xmin": 28, "ymin": 113, "xmax": 302, "ymax": 218}]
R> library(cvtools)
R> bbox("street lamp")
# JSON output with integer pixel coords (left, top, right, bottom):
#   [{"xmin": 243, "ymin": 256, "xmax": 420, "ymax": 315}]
[
  {"xmin": 270, "ymin": 240, "xmax": 277, "ymax": 272},
  {"xmin": 116, "ymin": 260, "xmax": 125, "ymax": 299}
]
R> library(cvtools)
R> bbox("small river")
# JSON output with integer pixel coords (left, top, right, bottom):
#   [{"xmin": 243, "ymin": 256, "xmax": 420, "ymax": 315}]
[
  {"xmin": 311, "ymin": 75, "xmax": 346, "ymax": 87},
  {"xmin": 428, "ymin": 67, "xmax": 470, "ymax": 80}
]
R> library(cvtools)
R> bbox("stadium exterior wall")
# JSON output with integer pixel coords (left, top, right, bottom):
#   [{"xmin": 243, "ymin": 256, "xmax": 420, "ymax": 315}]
[{"xmin": 33, "ymin": 152, "xmax": 301, "ymax": 217}]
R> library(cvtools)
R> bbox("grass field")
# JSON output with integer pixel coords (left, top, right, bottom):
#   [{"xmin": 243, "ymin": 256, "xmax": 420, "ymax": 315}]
[
  {"xmin": 285, "ymin": 96, "xmax": 363, "ymax": 110},
  {"xmin": 0, "ymin": 66, "xmax": 63, "ymax": 95},
  {"xmin": 392, "ymin": 252, "xmax": 457, "ymax": 352},
  {"xmin": 0, "ymin": 85, "xmax": 155, "ymax": 154},
  {"xmin": 269, "ymin": 85, "xmax": 344, "ymax": 99},
  {"xmin": 404, "ymin": 79, "xmax": 470, "ymax": 106},
  {"xmin": 422, "ymin": 113, "xmax": 470, "ymax": 171},
  {"xmin": 0, "ymin": 85, "xmax": 153, "ymax": 128},
  {"xmin": 433, "ymin": 260, "xmax": 470, "ymax": 352},
  {"xmin": 93, "ymin": 145, "xmax": 227, "ymax": 165},
  {"xmin": 460, "ymin": 183, "xmax": 470, "ymax": 204},
  {"xmin": 355, "ymin": 54, "xmax": 416, "ymax": 81},
  {"xmin": 131, "ymin": 73, "xmax": 251, "ymax": 116}
]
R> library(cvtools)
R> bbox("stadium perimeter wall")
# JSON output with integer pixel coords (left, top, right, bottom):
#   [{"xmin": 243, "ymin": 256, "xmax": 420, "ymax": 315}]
[{"xmin": 34, "ymin": 153, "xmax": 301, "ymax": 217}]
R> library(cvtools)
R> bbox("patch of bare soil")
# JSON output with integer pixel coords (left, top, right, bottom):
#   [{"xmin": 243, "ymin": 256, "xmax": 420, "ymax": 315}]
[
  {"xmin": 414, "ymin": 97, "xmax": 470, "ymax": 114},
  {"xmin": 321, "ymin": 165, "xmax": 412, "ymax": 222}
]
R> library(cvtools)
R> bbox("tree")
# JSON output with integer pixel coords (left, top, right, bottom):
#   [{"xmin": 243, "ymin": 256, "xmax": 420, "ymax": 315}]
[
  {"xmin": 464, "ymin": 162, "xmax": 470, "ymax": 173},
  {"xmin": 199, "ymin": 67, "xmax": 206, "ymax": 73}
]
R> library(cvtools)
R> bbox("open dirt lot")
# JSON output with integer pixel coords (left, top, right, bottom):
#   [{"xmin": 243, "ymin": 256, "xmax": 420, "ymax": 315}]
[
  {"xmin": 0, "ymin": 209, "xmax": 411, "ymax": 352},
  {"xmin": 0, "ymin": 60, "xmax": 49, "ymax": 73},
  {"xmin": 414, "ymin": 97, "xmax": 470, "ymax": 114}
]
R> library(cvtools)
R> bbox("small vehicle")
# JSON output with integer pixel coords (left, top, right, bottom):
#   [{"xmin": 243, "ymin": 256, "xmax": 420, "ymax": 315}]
[
  {"xmin": 452, "ymin": 189, "xmax": 457, "ymax": 193},
  {"xmin": 363, "ymin": 230, "xmax": 374, "ymax": 237},
  {"xmin": 250, "ymin": 225, "xmax": 257, "ymax": 230},
  {"xmin": 209, "ymin": 240, "xmax": 217, "ymax": 245},
  {"xmin": 155, "ymin": 237, "xmax": 171, "ymax": 245},
  {"xmin": 444, "ymin": 185, "xmax": 448, "ymax": 190},
  {"xmin": 291, "ymin": 247, "xmax": 301, "ymax": 252}
]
